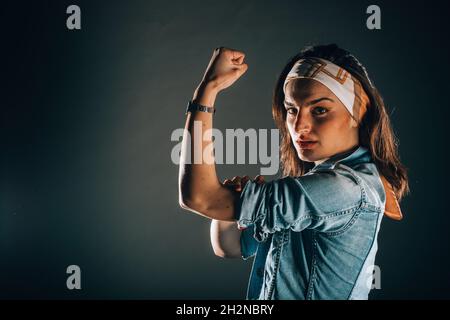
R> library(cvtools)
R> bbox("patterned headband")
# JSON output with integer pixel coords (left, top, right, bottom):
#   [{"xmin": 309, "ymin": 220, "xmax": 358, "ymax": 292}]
[{"xmin": 283, "ymin": 57, "xmax": 369, "ymax": 124}]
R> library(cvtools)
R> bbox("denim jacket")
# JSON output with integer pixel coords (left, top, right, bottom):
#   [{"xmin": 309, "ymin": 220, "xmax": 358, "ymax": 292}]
[{"xmin": 235, "ymin": 146, "xmax": 385, "ymax": 300}]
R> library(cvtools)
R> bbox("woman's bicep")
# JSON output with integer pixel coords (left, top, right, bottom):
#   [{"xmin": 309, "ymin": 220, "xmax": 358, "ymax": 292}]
[{"xmin": 183, "ymin": 184, "xmax": 239, "ymax": 221}]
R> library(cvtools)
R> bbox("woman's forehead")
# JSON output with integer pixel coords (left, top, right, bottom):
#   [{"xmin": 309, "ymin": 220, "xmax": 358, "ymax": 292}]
[{"xmin": 285, "ymin": 78, "xmax": 335, "ymax": 103}]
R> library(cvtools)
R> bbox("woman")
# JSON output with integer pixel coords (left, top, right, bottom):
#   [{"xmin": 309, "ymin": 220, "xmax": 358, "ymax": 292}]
[{"xmin": 178, "ymin": 44, "xmax": 409, "ymax": 300}]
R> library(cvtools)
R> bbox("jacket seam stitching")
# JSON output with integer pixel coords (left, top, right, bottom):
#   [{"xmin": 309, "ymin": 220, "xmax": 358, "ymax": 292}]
[
  {"xmin": 266, "ymin": 230, "xmax": 287, "ymax": 300},
  {"xmin": 306, "ymin": 232, "xmax": 318, "ymax": 300},
  {"xmin": 347, "ymin": 211, "xmax": 382, "ymax": 299}
]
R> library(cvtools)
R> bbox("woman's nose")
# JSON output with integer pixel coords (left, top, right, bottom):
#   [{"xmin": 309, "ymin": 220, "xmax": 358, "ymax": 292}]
[{"xmin": 295, "ymin": 111, "xmax": 312, "ymax": 133}]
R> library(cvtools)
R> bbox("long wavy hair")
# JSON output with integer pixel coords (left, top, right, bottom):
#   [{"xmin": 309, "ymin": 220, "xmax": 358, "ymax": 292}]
[{"xmin": 272, "ymin": 44, "xmax": 409, "ymax": 201}]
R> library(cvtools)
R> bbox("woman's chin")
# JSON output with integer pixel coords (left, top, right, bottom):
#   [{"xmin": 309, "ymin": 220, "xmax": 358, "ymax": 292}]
[{"xmin": 297, "ymin": 149, "xmax": 318, "ymax": 162}]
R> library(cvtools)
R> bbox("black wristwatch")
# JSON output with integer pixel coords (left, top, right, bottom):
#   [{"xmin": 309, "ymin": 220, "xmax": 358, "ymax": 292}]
[{"xmin": 185, "ymin": 100, "xmax": 216, "ymax": 115}]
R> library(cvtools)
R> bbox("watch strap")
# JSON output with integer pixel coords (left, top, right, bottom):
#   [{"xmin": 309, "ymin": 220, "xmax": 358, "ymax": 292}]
[{"xmin": 185, "ymin": 101, "xmax": 216, "ymax": 114}]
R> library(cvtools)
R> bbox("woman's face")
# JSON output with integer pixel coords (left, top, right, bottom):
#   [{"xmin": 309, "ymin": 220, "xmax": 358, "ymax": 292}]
[{"xmin": 284, "ymin": 78, "xmax": 359, "ymax": 164}]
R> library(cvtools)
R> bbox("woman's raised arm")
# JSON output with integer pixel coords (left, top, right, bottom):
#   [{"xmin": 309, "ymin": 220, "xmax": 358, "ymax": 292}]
[{"xmin": 178, "ymin": 47, "xmax": 248, "ymax": 221}]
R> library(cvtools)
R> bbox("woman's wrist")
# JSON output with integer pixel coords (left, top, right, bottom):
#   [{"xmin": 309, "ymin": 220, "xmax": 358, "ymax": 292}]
[{"xmin": 192, "ymin": 81, "xmax": 219, "ymax": 107}]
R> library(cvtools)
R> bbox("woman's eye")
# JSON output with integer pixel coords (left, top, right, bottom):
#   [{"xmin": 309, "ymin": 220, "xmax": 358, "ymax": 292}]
[
  {"xmin": 286, "ymin": 108, "xmax": 297, "ymax": 115},
  {"xmin": 312, "ymin": 107, "xmax": 328, "ymax": 115}
]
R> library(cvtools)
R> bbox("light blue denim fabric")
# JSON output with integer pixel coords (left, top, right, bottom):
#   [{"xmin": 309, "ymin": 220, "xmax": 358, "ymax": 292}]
[{"xmin": 235, "ymin": 146, "xmax": 385, "ymax": 300}]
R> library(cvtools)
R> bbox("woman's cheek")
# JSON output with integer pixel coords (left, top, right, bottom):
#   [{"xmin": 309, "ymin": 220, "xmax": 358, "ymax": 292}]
[{"xmin": 286, "ymin": 119, "xmax": 296, "ymax": 135}]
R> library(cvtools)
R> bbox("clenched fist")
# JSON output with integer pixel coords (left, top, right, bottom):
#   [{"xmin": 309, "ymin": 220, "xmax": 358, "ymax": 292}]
[{"xmin": 200, "ymin": 47, "xmax": 248, "ymax": 93}]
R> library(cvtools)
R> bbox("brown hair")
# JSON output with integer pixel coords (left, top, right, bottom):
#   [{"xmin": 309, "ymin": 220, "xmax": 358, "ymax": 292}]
[{"xmin": 272, "ymin": 44, "xmax": 410, "ymax": 201}]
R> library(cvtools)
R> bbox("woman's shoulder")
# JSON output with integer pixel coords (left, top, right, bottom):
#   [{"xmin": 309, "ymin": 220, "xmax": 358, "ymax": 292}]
[
  {"xmin": 345, "ymin": 162, "xmax": 386, "ymax": 211},
  {"xmin": 267, "ymin": 160, "xmax": 384, "ymax": 214},
  {"xmin": 266, "ymin": 168, "xmax": 363, "ymax": 215},
  {"xmin": 302, "ymin": 145, "xmax": 385, "ymax": 212},
  {"xmin": 317, "ymin": 161, "xmax": 385, "ymax": 212}
]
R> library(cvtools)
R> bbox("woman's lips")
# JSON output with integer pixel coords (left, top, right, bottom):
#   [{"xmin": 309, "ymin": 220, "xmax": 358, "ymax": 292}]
[{"xmin": 297, "ymin": 141, "xmax": 318, "ymax": 149}]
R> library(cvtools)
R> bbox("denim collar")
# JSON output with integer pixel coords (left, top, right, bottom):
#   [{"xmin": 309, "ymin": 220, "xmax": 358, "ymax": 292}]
[{"xmin": 310, "ymin": 145, "xmax": 372, "ymax": 172}]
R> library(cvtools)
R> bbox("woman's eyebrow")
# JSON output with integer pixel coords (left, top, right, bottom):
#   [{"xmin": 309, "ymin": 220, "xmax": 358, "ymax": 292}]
[
  {"xmin": 307, "ymin": 97, "xmax": 334, "ymax": 105},
  {"xmin": 284, "ymin": 101, "xmax": 295, "ymax": 107},
  {"xmin": 284, "ymin": 97, "xmax": 334, "ymax": 107}
]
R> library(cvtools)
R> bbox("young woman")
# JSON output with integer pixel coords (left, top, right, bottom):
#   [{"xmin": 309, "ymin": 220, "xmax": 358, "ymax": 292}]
[{"xmin": 178, "ymin": 44, "xmax": 409, "ymax": 300}]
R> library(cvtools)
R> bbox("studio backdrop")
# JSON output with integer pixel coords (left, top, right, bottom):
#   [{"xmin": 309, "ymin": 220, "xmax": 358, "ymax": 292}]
[{"xmin": 1, "ymin": 0, "xmax": 449, "ymax": 299}]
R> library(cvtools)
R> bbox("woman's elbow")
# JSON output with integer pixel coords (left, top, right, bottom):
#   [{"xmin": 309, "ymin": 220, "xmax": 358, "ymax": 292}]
[
  {"xmin": 178, "ymin": 186, "xmax": 200, "ymax": 210},
  {"xmin": 178, "ymin": 187, "xmax": 236, "ymax": 221},
  {"xmin": 212, "ymin": 246, "xmax": 241, "ymax": 259},
  {"xmin": 178, "ymin": 194, "xmax": 206, "ymax": 212},
  {"xmin": 178, "ymin": 194, "xmax": 190, "ymax": 210}
]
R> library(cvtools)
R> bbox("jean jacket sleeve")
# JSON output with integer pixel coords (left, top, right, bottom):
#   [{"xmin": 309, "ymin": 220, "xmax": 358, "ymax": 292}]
[
  {"xmin": 240, "ymin": 224, "xmax": 258, "ymax": 260},
  {"xmin": 234, "ymin": 167, "xmax": 363, "ymax": 242}
]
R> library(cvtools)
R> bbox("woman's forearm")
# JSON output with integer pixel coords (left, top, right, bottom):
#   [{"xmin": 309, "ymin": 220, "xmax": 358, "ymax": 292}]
[
  {"xmin": 210, "ymin": 219, "xmax": 242, "ymax": 258},
  {"xmin": 192, "ymin": 81, "xmax": 218, "ymax": 108},
  {"xmin": 178, "ymin": 82, "xmax": 235, "ymax": 220}
]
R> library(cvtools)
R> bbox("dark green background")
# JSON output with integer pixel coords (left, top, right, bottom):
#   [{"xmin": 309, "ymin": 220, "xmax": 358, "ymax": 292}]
[{"xmin": 1, "ymin": 0, "xmax": 449, "ymax": 299}]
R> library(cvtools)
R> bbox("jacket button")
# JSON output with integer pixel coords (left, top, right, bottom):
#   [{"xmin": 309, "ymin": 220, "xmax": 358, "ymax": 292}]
[{"xmin": 256, "ymin": 267, "xmax": 264, "ymax": 278}]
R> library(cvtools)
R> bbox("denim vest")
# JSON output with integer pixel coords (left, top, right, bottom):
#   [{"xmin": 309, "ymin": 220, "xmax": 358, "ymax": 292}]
[{"xmin": 235, "ymin": 146, "xmax": 385, "ymax": 300}]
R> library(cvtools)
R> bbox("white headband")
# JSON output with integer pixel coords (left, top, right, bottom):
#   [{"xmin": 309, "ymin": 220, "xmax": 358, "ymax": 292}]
[{"xmin": 283, "ymin": 57, "xmax": 368, "ymax": 123}]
